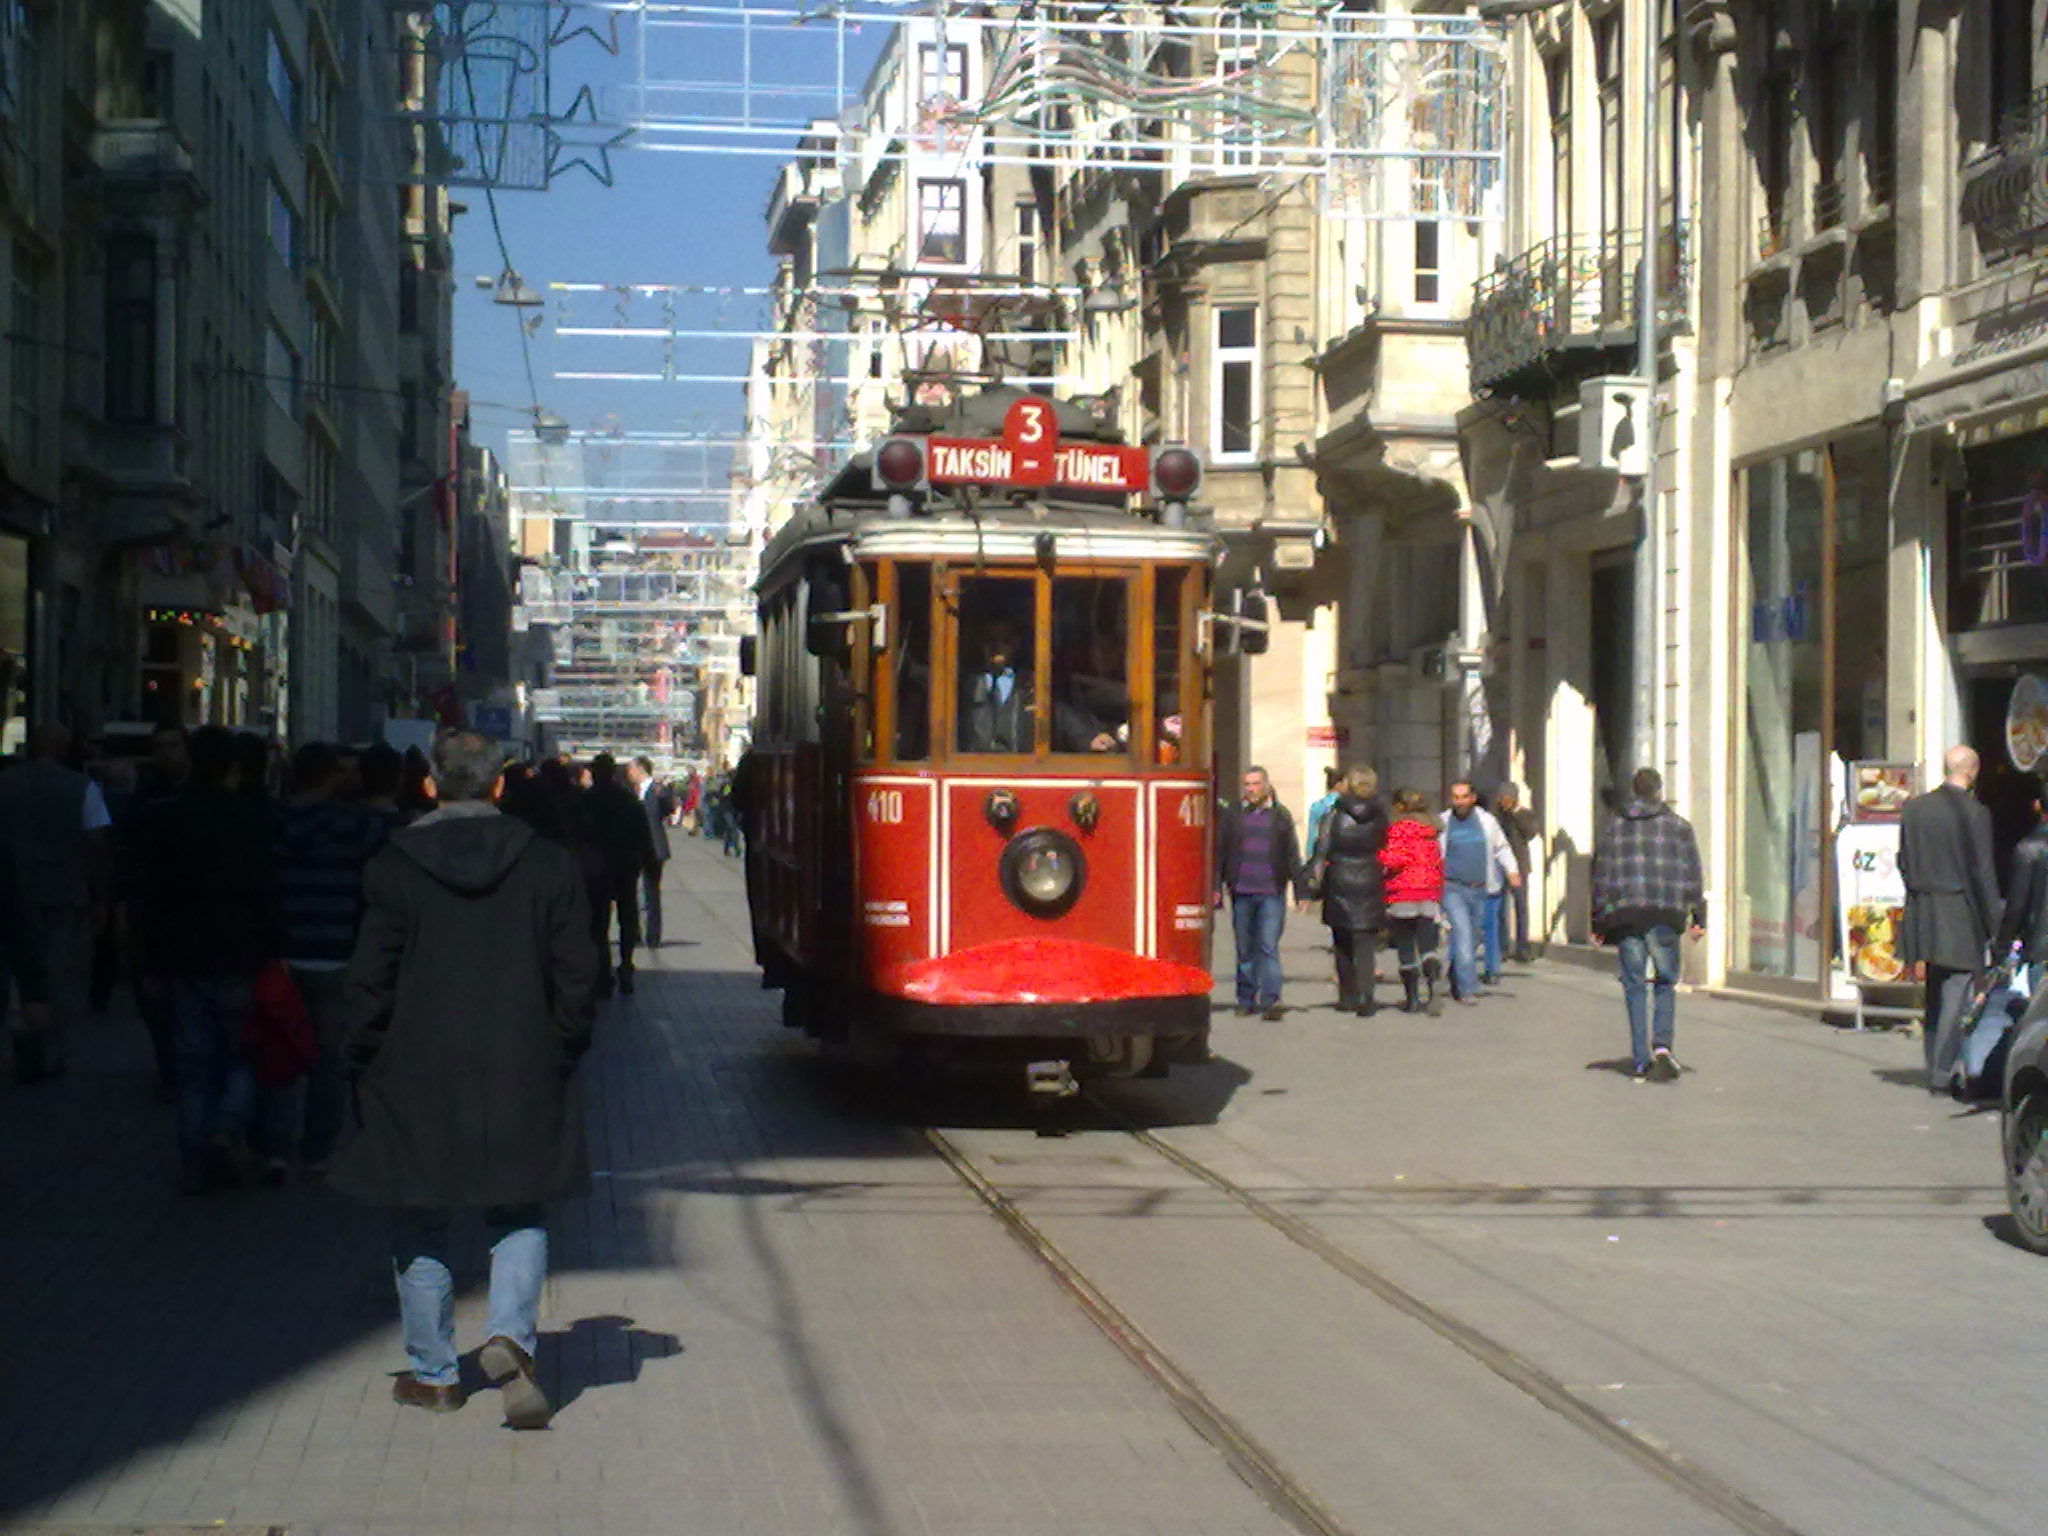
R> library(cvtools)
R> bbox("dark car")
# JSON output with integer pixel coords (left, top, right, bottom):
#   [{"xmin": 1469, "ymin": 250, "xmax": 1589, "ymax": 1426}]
[{"xmin": 2003, "ymin": 998, "xmax": 2048, "ymax": 1251}]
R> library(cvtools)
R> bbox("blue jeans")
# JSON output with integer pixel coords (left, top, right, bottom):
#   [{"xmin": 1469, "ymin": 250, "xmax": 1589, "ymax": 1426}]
[
  {"xmin": 393, "ymin": 1206, "xmax": 548, "ymax": 1387},
  {"xmin": 1442, "ymin": 882, "xmax": 1486, "ymax": 998},
  {"xmin": 170, "ymin": 977, "xmax": 255, "ymax": 1171},
  {"xmin": 1617, "ymin": 925, "xmax": 1681, "ymax": 1067},
  {"xmin": 1230, "ymin": 891, "xmax": 1287, "ymax": 1009},
  {"xmin": 1482, "ymin": 891, "xmax": 1504, "ymax": 979}
]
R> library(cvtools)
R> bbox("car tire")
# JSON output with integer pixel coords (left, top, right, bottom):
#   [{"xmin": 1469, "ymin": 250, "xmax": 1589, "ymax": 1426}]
[{"xmin": 2005, "ymin": 1091, "xmax": 2048, "ymax": 1255}]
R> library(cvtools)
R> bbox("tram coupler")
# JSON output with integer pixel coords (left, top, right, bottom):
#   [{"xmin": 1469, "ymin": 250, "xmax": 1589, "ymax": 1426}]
[{"xmin": 1025, "ymin": 1059, "xmax": 1079, "ymax": 1098}]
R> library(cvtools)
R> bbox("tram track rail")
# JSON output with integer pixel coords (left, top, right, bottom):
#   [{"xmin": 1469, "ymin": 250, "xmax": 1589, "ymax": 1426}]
[{"xmin": 922, "ymin": 1094, "xmax": 1810, "ymax": 1536}]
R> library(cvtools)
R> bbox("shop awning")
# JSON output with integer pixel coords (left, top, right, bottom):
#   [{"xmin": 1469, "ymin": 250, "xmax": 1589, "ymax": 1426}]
[{"xmin": 1903, "ymin": 330, "xmax": 2048, "ymax": 444}]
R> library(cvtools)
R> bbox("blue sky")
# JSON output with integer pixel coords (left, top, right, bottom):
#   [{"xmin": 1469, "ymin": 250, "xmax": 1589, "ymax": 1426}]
[{"xmin": 451, "ymin": 5, "xmax": 890, "ymax": 501}]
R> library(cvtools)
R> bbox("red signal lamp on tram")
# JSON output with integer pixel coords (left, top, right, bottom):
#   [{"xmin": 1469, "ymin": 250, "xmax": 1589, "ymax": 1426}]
[
  {"xmin": 872, "ymin": 437, "xmax": 929, "ymax": 509},
  {"xmin": 1149, "ymin": 446, "xmax": 1203, "ymax": 523}
]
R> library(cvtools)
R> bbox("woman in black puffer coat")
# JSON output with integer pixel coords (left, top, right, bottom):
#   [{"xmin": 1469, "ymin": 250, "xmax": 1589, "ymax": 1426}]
[{"xmin": 1308, "ymin": 766, "xmax": 1391, "ymax": 1015}]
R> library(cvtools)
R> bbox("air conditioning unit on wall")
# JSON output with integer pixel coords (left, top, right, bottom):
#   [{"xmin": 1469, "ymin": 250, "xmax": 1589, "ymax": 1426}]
[{"xmin": 1578, "ymin": 376, "xmax": 1649, "ymax": 476}]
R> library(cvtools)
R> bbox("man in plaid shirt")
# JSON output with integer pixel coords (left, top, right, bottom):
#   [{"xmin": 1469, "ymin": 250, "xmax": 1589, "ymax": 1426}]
[{"xmin": 1591, "ymin": 767, "xmax": 1706, "ymax": 1081}]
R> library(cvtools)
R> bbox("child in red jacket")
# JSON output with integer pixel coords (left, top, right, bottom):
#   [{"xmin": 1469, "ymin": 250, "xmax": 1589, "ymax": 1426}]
[{"xmin": 1380, "ymin": 789, "xmax": 1446, "ymax": 1014}]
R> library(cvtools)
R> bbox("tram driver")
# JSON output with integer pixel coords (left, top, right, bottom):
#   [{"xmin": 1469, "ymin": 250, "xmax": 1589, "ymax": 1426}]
[{"xmin": 960, "ymin": 618, "xmax": 1035, "ymax": 754}]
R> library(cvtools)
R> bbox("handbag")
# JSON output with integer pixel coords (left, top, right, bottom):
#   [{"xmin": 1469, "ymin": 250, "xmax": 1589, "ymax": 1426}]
[{"xmin": 242, "ymin": 960, "xmax": 316, "ymax": 1088}]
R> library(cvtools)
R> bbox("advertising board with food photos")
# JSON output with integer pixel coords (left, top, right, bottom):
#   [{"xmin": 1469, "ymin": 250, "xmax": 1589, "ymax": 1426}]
[
  {"xmin": 1847, "ymin": 761, "xmax": 1914, "ymax": 824},
  {"xmin": 1836, "ymin": 761, "xmax": 1915, "ymax": 990}
]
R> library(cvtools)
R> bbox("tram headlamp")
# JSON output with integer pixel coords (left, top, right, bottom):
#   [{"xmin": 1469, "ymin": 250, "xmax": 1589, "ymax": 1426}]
[{"xmin": 999, "ymin": 828, "xmax": 1086, "ymax": 918}]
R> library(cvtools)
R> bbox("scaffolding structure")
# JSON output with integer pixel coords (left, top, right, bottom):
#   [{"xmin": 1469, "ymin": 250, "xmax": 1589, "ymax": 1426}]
[{"xmin": 404, "ymin": 3, "xmax": 1507, "ymax": 214}]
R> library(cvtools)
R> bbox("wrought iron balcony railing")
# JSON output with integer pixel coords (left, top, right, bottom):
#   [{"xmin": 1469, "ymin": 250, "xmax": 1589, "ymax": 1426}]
[
  {"xmin": 1812, "ymin": 178, "xmax": 1846, "ymax": 233},
  {"xmin": 1467, "ymin": 226, "xmax": 1693, "ymax": 393},
  {"xmin": 1961, "ymin": 85, "xmax": 2048, "ymax": 256}
]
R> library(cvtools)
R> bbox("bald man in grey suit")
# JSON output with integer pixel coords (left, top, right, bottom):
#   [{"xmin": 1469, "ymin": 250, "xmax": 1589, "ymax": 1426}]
[{"xmin": 1899, "ymin": 746, "xmax": 2003, "ymax": 1092}]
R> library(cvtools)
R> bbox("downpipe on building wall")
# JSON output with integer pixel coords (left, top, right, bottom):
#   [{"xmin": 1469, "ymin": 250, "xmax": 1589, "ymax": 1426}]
[{"xmin": 1629, "ymin": 0, "xmax": 1661, "ymax": 779}]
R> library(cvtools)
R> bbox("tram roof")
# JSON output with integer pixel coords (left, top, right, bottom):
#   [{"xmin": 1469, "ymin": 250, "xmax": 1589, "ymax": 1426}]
[
  {"xmin": 761, "ymin": 386, "xmax": 1215, "ymax": 581},
  {"xmin": 760, "ymin": 506, "xmax": 1216, "ymax": 582}
]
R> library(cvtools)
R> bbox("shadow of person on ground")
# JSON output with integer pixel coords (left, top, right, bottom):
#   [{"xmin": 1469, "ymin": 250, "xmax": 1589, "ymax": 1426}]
[
  {"xmin": 1586, "ymin": 1056, "xmax": 1644, "ymax": 1076},
  {"xmin": 538, "ymin": 1314, "xmax": 683, "ymax": 1414}
]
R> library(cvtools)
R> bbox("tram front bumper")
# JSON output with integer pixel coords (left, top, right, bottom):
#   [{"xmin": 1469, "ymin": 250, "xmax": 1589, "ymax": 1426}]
[{"xmin": 884, "ymin": 936, "xmax": 1212, "ymax": 1008}]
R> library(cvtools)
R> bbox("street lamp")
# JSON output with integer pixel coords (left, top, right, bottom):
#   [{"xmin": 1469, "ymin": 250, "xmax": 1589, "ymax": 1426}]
[{"xmin": 1478, "ymin": 0, "xmax": 1661, "ymax": 774}]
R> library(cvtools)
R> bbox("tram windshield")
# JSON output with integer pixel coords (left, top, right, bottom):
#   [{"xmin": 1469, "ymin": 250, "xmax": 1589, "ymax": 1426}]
[{"xmin": 884, "ymin": 561, "xmax": 1198, "ymax": 766}]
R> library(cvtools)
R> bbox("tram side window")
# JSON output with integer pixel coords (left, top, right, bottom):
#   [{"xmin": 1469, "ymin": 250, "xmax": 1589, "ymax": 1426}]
[
  {"xmin": 894, "ymin": 563, "xmax": 931, "ymax": 760},
  {"xmin": 1051, "ymin": 576, "xmax": 1130, "ymax": 755},
  {"xmin": 1153, "ymin": 567, "xmax": 1186, "ymax": 764},
  {"xmin": 956, "ymin": 574, "xmax": 1037, "ymax": 754}
]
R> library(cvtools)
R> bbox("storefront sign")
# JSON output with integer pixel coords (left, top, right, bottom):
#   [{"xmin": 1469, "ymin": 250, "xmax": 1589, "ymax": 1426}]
[
  {"xmin": 1847, "ymin": 762, "xmax": 1914, "ymax": 824},
  {"xmin": 1836, "ymin": 821, "xmax": 1908, "ymax": 984},
  {"xmin": 1750, "ymin": 581, "xmax": 1814, "ymax": 644},
  {"xmin": 1305, "ymin": 725, "xmax": 1349, "ymax": 748},
  {"xmin": 2009, "ymin": 672, "xmax": 2048, "ymax": 771}
]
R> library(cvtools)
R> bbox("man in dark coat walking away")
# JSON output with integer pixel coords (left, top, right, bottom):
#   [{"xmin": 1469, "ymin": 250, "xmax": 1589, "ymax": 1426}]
[
  {"xmin": 1304, "ymin": 767, "xmax": 1390, "ymax": 1015},
  {"xmin": 334, "ymin": 730, "xmax": 598, "ymax": 1426},
  {"xmin": 1216, "ymin": 766, "xmax": 1307, "ymax": 1020},
  {"xmin": 1591, "ymin": 767, "xmax": 1706, "ymax": 1082},
  {"xmin": 625, "ymin": 756, "xmax": 672, "ymax": 949},
  {"xmin": 580, "ymin": 754, "xmax": 659, "ymax": 994},
  {"xmin": 1900, "ymin": 745, "xmax": 2003, "ymax": 1092}
]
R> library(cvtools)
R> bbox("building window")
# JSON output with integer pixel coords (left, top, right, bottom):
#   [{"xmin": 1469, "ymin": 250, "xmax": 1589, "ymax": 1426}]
[
  {"xmin": 266, "ymin": 325, "xmax": 300, "ymax": 419},
  {"xmin": 918, "ymin": 41, "xmax": 967, "ymax": 104},
  {"xmin": 268, "ymin": 180, "xmax": 298, "ymax": 272},
  {"xmin": 267, "ymin": 30, "xmax": 298, "ymax": 128},
  {"xmin": 1215, "ymin": 8, "xmax": 1266, "ymax": 170},
  {"xmin": 0, "ymin": 0, "xmax": 32, "ymax": 125},
  {"xmin": 104, "ymin": 237, "xmax": 157, "ymax": 424},
  {"xmin": 1016, "ymin": 200, "xmax": 1038, "ymax": 285},
  {"xmin": 916, "ymin": 178, "xmax": 965, "ymax": 265},
  {"xmin": 1546, "ymin": 48, "xmax": 1571, "ymax": 238},
  {"xmin": 1414, "ymin": 221, "xmax": 1441, "ymax": 305},
  {"xmin": 1990, "ymin": 0, "xmax": 2034, "ymax": 144},
  {"xmin": 1211, "ymin": 304, "xmax": 1258, "ymax": 461},
  {"xmin": 10, "ymin": 243, "xmax": 41, "ymax": 458},
  {"xmin": 1594, "ymin": 10, "xmax": 1624, "ymax": 242},
  {"xmin": 1866, "ymin": 6, "xmax": 1897, "ymax": 203}
]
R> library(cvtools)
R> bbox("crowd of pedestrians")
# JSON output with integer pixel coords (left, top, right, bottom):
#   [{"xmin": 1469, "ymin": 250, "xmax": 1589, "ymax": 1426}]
[
  {"xmin": 1218, "ymin": 761, "xmax": 1705, "ymax": 1081},
  {"xmin": 0, "ymin": 726, "xmax": 704, "ymax": 1162},
  {"xmin": 0, "ymin": 724, "xmax": 726, "ymax": 1427}
]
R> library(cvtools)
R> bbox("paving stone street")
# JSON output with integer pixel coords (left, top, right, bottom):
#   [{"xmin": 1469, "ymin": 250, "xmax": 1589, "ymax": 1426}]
[{"xmin": 2, "ymin": 836, "xmax": 2041, "ymax": 1536}]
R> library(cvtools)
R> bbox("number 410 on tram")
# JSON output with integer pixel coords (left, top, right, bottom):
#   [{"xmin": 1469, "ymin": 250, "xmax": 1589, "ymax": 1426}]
[{"xmin": 737, "ymin": 390, "xmax": 1271, "ymax": 1094}]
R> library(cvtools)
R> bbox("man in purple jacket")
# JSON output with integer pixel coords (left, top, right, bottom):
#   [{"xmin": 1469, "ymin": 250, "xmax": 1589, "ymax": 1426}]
[{"xmin": 1215, "ymin": 766, "xmax": 1306, "ymax": 1020}]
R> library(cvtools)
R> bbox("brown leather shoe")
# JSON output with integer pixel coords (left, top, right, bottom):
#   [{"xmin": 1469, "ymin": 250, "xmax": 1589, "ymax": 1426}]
[
  {"xmin": 479, "ymin": 1335, "xmax": 552, "ymax": 1429},
  {"xmin": 392, "ymin": 1374, "xmax": 463, "ymax": 1412}
]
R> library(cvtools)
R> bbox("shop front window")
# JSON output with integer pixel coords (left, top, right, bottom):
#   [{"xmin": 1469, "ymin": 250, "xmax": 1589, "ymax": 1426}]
[{"xmin": 1736, "ymin": 452, "xmax": 1826, "ymax": 979}]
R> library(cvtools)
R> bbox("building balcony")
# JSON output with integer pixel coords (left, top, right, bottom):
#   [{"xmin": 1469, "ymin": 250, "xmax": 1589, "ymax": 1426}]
[
  {"xmin": 74, "ymin": 415, "xmax": 196, "ymax": 500},
  {"xmin": 1467, "ymin": 227, "xmax": 1692, "ymax": 396},
  {"xmin": 1961, "ymin": 87, "xmax": 2048, "ymax": 257},
  {"xmin": 765, "ymin": 153, "xmax": 837, "ymax": 256},
  {"xmin": 91, "ymin": 120, "xmax": 202, "ymax": 205}
]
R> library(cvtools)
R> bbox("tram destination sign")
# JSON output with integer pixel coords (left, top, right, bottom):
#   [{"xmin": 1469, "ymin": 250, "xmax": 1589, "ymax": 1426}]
[{"xmin": 925, "ymin": 435, "xmax": 1152, "ymax": 494}]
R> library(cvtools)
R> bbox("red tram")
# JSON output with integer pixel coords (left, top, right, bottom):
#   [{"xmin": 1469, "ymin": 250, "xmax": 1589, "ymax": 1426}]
[{"xmin": 738, "ymin": 389, "xmax": 1267, "ymax": 1090}]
